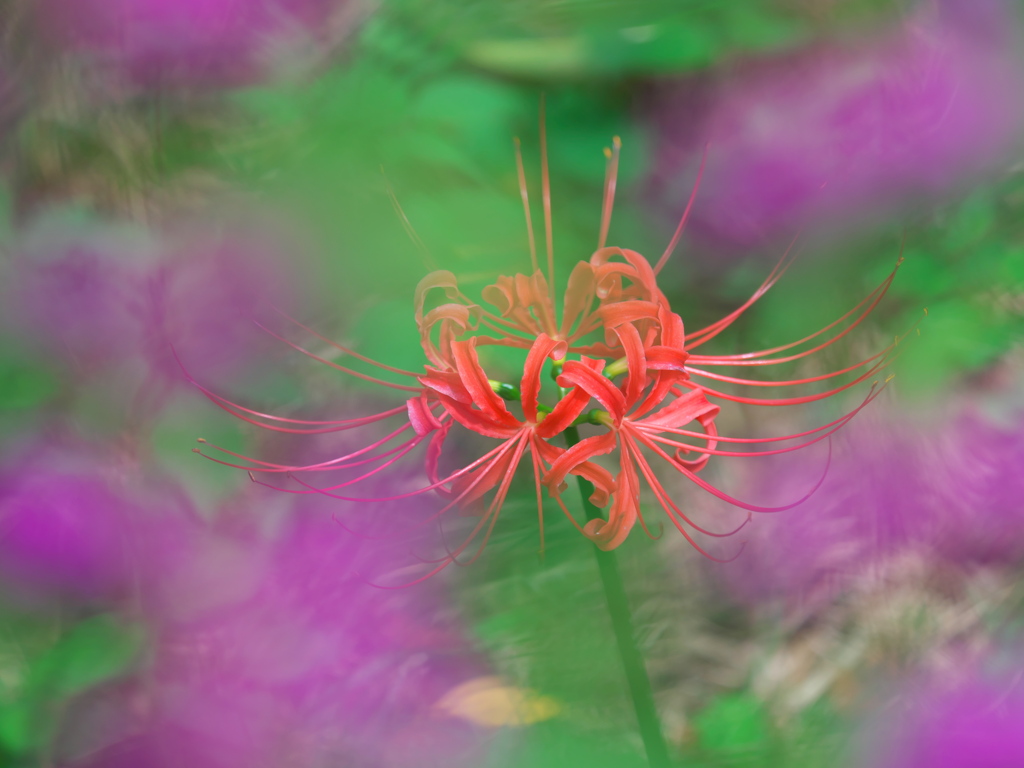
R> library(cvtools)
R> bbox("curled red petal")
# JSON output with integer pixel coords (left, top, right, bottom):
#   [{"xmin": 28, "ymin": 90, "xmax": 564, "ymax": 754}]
[
  {"xmin": 557, "ymin": 360, "xmax": 627, "ymax": 423},
  {"xmin": 521, "ymin": 333, "xmax": 567, "ymax": 423},
  {"xmin": 635, "ymin": 385, "xmax": 720, "ymax": 431},
  {"xmin": 583, "ymin": 455, "xmax": 639, "ymax": 550},
  {"xmin": 612, "ymin": 322, "xmax": 647, "ymax": 406},
  {"xmin": 419, "ymin": 368, "xmax": 471, "ymax": 403},
  {"xmin": 481, "ymin": 275, "xmax": 516, "ymax": 316},
  {"xmin": 543, "ymin": 430, "xmax": 617, "ymax": 494},
  {"xmin": 645, "ymin": 346, "xmax": 689, "ymax": 371},
  {"xmin": 406, "ymin": 394, "xmax": 442, "ymax": 436},
  {"xmin": 535, "ymin": 358, "xmax": 605, "ymax": 438},
  {"xmin": 415, "ymin": 270, "xmax": 460, "ymax": 323},
  {"xmin": 438, "ymin": 396, "xmax": 522, "ymax": 439},
  {"xmin": 451, "ymin": 339, "xmax": 520, "ymax": 429},
  {"xmin": 598, "ymin": 300, "xmax": 661, "ymax": 329}
]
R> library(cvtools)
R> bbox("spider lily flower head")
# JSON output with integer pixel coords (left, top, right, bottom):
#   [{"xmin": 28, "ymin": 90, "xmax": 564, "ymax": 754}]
[{"xmin": 189, "ymin": 119, "xmax": 901, "ymax": 581}]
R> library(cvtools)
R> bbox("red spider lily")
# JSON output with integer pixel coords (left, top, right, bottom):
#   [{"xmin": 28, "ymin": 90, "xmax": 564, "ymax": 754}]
[{"xmin": 187, "ymin": 121, "xmax": 901, "ymax": 580}]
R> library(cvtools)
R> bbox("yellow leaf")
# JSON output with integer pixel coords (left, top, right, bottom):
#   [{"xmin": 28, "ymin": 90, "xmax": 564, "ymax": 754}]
[{"xmin": 434, "ymin": 676, "xmax": 561, "ymax": 728}]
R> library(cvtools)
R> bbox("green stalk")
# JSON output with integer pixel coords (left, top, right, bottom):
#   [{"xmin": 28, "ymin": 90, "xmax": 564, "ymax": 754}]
[{"xmin": 564, "ymin": 424, "xmax": 673, "ymax": 768}]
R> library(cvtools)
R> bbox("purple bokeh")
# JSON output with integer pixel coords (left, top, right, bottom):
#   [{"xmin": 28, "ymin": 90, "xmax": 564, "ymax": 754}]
[
  {"xmin": 865, "ymin": 671, "xmax": 1024, "ymax": 768},
  {"xmin": 0, "ymin": 468, "xmax": 130, "ymax": 600},
  {"xmin": 648, "ymin": 0, "xmax": 1024, "ymax": 249},
  {"xmin": 39, "ymin": 0, "xmax": 339, "ymax": 88},
  {"xmin": 3, "ymin": 218, "xmax": 300, "ymax": 394},
  {"xmin": 143, "ymin": 233, "xmax": 298, "ymax": 388},
  {"xmin": 4, "ymin": 229, "xmax": 152, "ymax": 374},
  {"xmin": 57, "ymin": 482, "xmax": 489, "ymax": 767},
  {"xmin": 723, "ymin": 410, "xmax": 1024, "ymax": 606},
  {"xmin": 0, "ymin": 440, "xmax": 198, "ymax": 602}
]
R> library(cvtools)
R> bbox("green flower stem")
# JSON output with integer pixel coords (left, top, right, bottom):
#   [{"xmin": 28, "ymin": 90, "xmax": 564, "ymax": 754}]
[{"xmin": 564, "ymin": 424, "xmax": 673, "ymax": 768}]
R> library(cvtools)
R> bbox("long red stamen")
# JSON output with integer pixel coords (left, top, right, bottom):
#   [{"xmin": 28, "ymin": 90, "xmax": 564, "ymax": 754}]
[
  {"xmin": 372, "ymin": 435, "xmax": 531, "ymax": 587},
  {"xmin": 539, "ymin": 96, "xmax": 555, "ymax": 312},
  {"xmin": 634, "ymin": 429, "xmax": 834, "ymax": 514},
  {"xmin": 598, "ymin": 136, "xmax": 622, "ymax": 250},
  {"xmin": 514, "ymin": 136, "xmax": 539, "ymax": 274},
  {"xmin": 654, "ymin": 143, "xmax": 707, "ymax": 275},
  {"xmin": 687, "ymin": 260, "xmax": 900, "ymax": 359},
  {"xmin": 530, "ymin": 438, "xmax": 547, "ymax": 554},
  {"xmin": 644, "ymin": 383, "xmax": 883, "ymax": 445},
  {"xmin": 697, "ymin": 358, "xmax": 890, "ymax": 406},
  {"xmin": 327, "ymin": 436, "xmax": 531, "ymax": 543},
  {"xmin": 644, "ymin": 406, "xmax": 858, "ymax": 458},
  {"xmin": 450, "ymin": 434, "xmax": 530, "ymax": 567},
  {"xmin": 618, "ymin": 439, "xmax": 663, "ymax": 542},
  {"xmin": 263, "ymin": 431, "xmax": 520, "ymax": 502},
  {"xmin": 684, "ymin": 235, "xmax": 800, "ymax": 346},
  {"xmin": 684, "ymin": 345, "xmax": 893, "ymax": 388},
  {"xmin": 176, "ymin": 345, "xmax": 409, "ymax": 433},
  {"xmin": 272, "ymin": 308, "xmax": 420, "ymax": 376},
  {"xmin": 253, "ymin": 320, "xmax": 421, "ymax": 392},
  {"xmin": 195, "ymin": 422, "xmax": 418, "ymax": 473},
  {"xmin": 624, "ymin": 431, "xmax": 750, "ymax": 540},
  {"xmin": 381, "ymin": 167, "xmax": 437, "ymax": 271}
]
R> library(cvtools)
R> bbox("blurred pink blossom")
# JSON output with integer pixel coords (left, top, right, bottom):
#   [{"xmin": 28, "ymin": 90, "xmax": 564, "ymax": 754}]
[
  {"xmin": 648, "ymin": 0, "xmax": 1024, "ymax": 248},
  {"xmin": 0, "ymin": 439, "xmax": 197, "ymax": 602},
  {"xmin": 722, "ymin": 410, "xmax": 1024, "ymax": 606},
  {"xmin": 39, "ymin": 0, "xmax": 341, "ymax": 88},
  {"xmin": 60, "ymin": 486, "xmax": 489, "ymax": 768},
  {"xmin": 144, "ymin": 233, "xmax": 299, "ymax": 389},
  {"xmin": 3, "ymin": 223, "xmax": 153, "ymax": 374},
  {"xmin": 863, "ymin": 670, "xmax": 1024, "ymax": 768},
  {"xmin": 3, "ymin": 217, "xmax": 300, "ymax": 395}
]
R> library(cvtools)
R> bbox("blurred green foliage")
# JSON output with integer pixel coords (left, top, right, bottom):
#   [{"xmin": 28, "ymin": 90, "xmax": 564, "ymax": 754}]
[{"xmin": 0, "ymin": 614, "xmax": 142, "ymax": 759}]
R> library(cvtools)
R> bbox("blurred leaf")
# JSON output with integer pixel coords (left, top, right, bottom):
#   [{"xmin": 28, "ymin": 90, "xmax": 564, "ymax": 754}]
[
  {"xmin": 0, "ymin": 359, "xmax": 59, "ymax": 411},
  {"xmin": 436, "ymin": 676, "xmax": 561, "ymax": 726},
  {"xmin": 944, "ymin": 191, "xmax": 995, "ymax": 251},
  {"xmin": 693, "ymin": 691, "xmax": 770, "ymax": 753},
  {"xmin": 503, "ymin": 720, "xmax": 648, "ymax": 768},
  {"xmin": 0, "ymin": 614, "xmax": 143, "ymax": 754},
  {"xmin": 896, "ymin": 299, "xmax": 1015, "ymax": 394}
]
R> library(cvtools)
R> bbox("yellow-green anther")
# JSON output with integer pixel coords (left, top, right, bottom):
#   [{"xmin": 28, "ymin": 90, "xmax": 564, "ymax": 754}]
[
  {"xmin": 573, "ymin": 409, "xmax": 614, "ymax": 427},
  {"xmin": 489, "ymin": 380, "xmax": 521, "ymax": 400},
  {"xmin": 549, "ymin": 358, "xmax": 564, "ymax": 382},
  {"xmin": 605, "ymin": 357, "xmax": 628, "ymax": 378}
]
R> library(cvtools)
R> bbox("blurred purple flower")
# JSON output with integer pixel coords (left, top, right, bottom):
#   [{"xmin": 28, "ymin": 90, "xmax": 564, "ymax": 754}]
[
  {"xmin": 3, "ymin": 227, "xmax": 152, "ymax": 374},
  {"xmin": 0, "ymin": 440, "xmax": 197, "ymax": 601},
  {"xmin": 3, "ymin": 217, "xmax": 300, "ymax": 395},
  {"xmin": 723, "ymin": 410, "xmax": 1024, "ymax": 605},
  {"xmin": 865, "ymin": 672, "xmax": 1024, "ymax": 768},
  {"xmin": 145, "ymin": 233, "xmax": 298, "ymax": 388},
  {"xmin": 0, "ymin": 469, "xmax": 129, "ymax": 600},
  {"xmin": 648, "ymin": 0, "xmax": 1024, "ymax": 248},
  {"xmin": 39, "ymin": 0, "xmax": 340, "ymax": 88},
  {"xmin": 63, "ymin": 488, "xmax": 490, "ymax": 768}
]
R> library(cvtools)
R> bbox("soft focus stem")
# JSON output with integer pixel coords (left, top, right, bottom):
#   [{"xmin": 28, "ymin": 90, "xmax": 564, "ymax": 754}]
[{"xmin": 564, "ymin": 425, "xmax": 673, "ymax": 768}]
